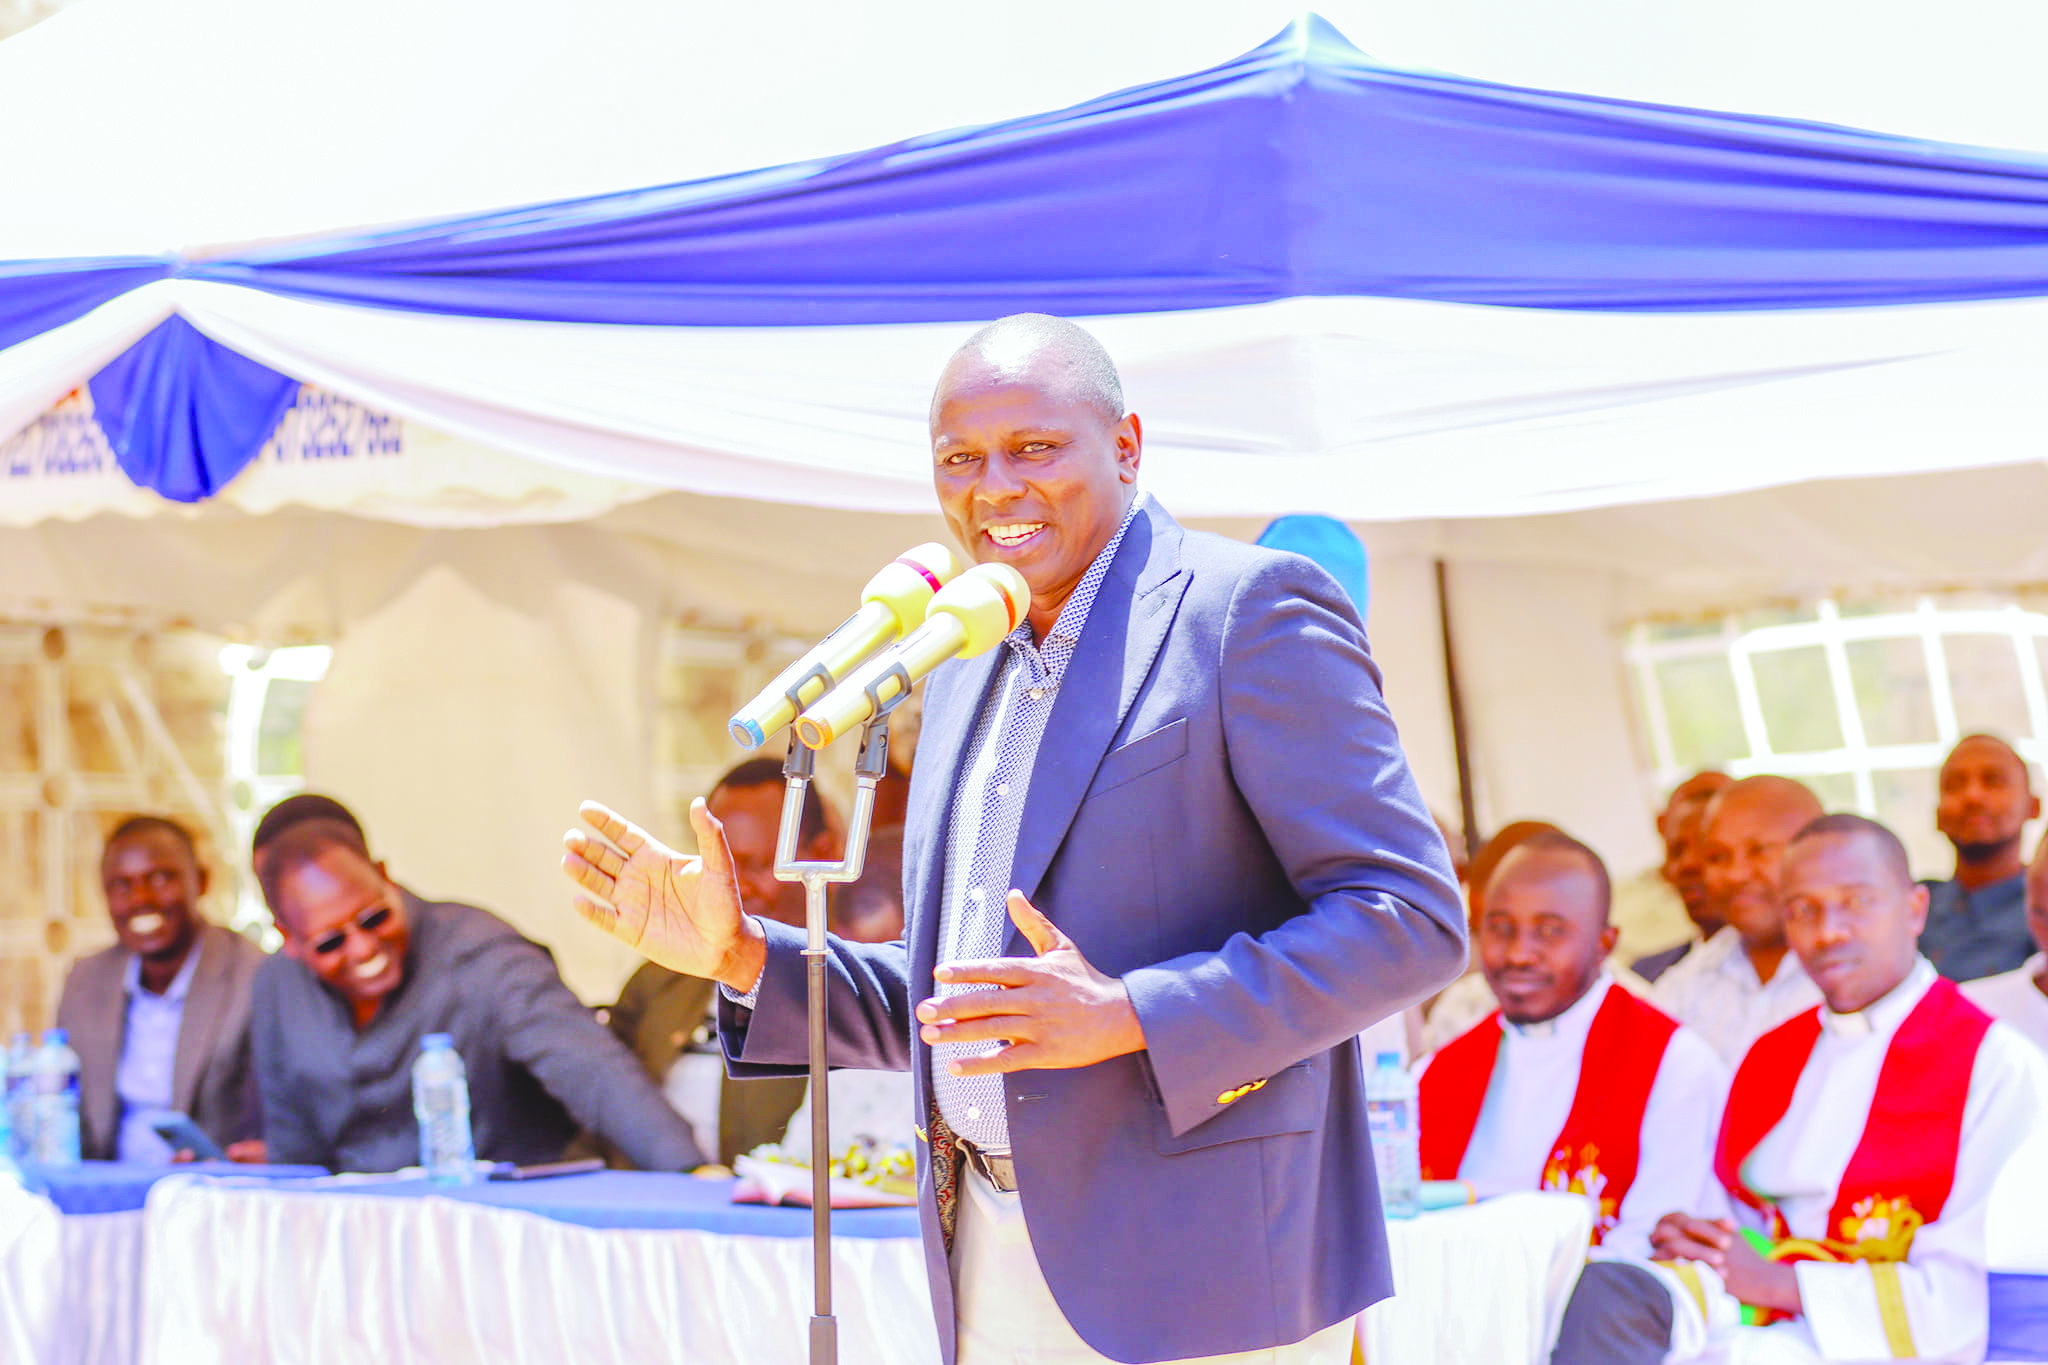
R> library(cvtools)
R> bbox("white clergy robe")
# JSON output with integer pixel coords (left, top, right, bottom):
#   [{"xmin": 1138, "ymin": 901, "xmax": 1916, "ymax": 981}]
[
  {"xmin": 1417, "ymin": 974, "xmax": 1731, "ymax": 1259},
  {"xmin": 1649, "ymin": 959, "xmax": 2048, "ymax": 1364},
  {"xmin": 1962, "ymin": 954, "xmax": 2048, "ymax": 1057},
  {"xmin": 1652, "ymin": 926, "xmax": 1824, "ymax": 1067}
]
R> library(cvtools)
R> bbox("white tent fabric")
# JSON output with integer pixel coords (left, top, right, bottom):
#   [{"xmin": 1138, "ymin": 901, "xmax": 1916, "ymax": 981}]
[{"xmin": 6, "ymin": 281, "xmax": 2047, "ymax": 526}]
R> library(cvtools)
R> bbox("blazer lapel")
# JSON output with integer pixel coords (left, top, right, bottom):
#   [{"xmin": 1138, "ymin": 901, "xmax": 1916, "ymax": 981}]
[
  {"xmin": 1004, "ymin": 499, "xmax": 1188, "ymax": 935},
  {"xmin": 171, "ymin": 926, "xmax": 229, "ymax": 1114}
]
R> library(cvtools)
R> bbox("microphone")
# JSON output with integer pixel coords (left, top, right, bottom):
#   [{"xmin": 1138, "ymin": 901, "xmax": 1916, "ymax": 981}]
[
  {"xmin": 794, "ymin": 564, "xmax": 1030, "ymax": 751},
  {"xmin": 727, "ymin": 543, "xmax": 965, "ymax": 749}
]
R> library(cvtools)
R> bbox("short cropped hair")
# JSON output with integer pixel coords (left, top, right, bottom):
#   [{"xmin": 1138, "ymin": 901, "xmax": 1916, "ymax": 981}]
[
  {"xmin": 104, "ymin": 814, "xmax": 200, "ymax": 866},
  {"xmin": 253, "ymin": 793, "xmax": 365, "ymax": 857},
  {"xmin": 1515, "ymin": 829, "xmax": 1613, "ymax": 922},
  {"xmin": 1789, "ymin": 812, "xmax": 1914, "ymax": 888},
  {"xmin": 254, "ymin": 817, "xmax": 373, "ymax": 917},
  {"xmin": 941, "ymin": 314, "xmax": 1124, "ymax": 426},
  {"xmin": 714, "ymin": 757, "xmax": 827, "ymax": 843}
]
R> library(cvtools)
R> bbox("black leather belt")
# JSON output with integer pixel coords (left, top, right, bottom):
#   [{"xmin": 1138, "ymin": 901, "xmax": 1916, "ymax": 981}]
[{"xmin": 958, "ymin": 1141, "xmax": 1018, "ymax": 1193}]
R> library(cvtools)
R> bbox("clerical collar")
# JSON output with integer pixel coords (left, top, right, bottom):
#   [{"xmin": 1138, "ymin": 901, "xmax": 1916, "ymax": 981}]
[
  {"xmin": 1503, "ymin": 972, "xmax": 1612, "ymax": 1041},
  {"xmin": 1820, "ymin": 956, "xmax": 1936, "ymax": 1038}
]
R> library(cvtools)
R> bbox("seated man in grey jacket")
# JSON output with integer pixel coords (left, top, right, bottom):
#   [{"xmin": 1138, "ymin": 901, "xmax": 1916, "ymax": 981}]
[
  {"xmin": 248, "ymin": 795, "xmax": 705, "ymax": 1174},
  {"xmin": 58, "ymin": 815, "xmax": 265, "ymax": 1162}
]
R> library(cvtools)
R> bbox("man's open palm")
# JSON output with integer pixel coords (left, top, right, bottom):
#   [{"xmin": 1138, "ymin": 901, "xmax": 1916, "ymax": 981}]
[{"xmin": 562, "ymin": 798, "xmax": 755, "ymax": 986}]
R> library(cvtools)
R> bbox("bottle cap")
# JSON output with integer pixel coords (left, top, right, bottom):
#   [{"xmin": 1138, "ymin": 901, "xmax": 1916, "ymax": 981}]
[
  {"xmin": 42, "ymin": 1028, "xmax": 68, "ymax": 1046},
  {"xmin": 1376, "ymin": 1050, "xmax": 1401, "ymax": 1068},
  {"xmin": 421, "ymin": 1033, "xmax": 453, "ymax": 1050}
]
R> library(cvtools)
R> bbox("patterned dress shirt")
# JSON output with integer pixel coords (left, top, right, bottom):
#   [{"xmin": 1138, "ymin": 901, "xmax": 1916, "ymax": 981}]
[{"xmin": 929, "ymin": 500, "xmax": 1140, "ymax": 1154}]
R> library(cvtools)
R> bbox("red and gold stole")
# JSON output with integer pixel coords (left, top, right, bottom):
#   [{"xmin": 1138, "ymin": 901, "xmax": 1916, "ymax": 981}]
[
  {"xmin": 1715, "ymin": 976, "xmax": 1993, "ymax": 1267},
  {"xmin": 1419, "ymin": 983, "xmax": 1680, "ymax": 1242}
]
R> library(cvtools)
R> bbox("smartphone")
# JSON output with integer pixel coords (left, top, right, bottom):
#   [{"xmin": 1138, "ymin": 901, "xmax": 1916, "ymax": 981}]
[
  {"xmin": 147, "ymin": 1112, "xmax": 226, "ymax": 1161},
  {"xmin": 485, "ymin": 1157, "xmax": 605, "ymax": 1182}
]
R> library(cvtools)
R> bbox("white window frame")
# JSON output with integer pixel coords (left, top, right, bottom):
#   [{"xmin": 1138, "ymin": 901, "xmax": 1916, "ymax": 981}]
[{"xmin": 1628, "ymin": 597, "xmax": 2048, "ymax": 808}]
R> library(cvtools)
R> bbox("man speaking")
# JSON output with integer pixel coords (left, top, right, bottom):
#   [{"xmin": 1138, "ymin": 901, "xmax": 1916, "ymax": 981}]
[{"xmin": 563, "ymin": 315, "xmax": 1466, "ymax": 1364}]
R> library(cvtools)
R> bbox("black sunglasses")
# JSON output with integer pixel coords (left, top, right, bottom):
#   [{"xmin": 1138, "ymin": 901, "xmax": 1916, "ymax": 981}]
[{"xmin": 309, "ymin": 904, "xmax": 394, "ymax": 957}]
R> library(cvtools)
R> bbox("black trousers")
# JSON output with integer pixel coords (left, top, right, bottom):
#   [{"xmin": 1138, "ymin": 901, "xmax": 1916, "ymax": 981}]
[{"xmin": 1551, "ymin": 1261, "xmax": 1677, "ymax": 1365}]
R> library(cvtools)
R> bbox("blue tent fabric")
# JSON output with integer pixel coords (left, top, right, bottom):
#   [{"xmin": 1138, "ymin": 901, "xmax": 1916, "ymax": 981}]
[
  {"xmin": 188, "ymin": 15, "xmax": 2048, "ymax": 322},
  {"xmin": 5, "ymin": 15, "xmax": 2048, "ymax": 503},
  {"xmin": 0, "ymin": 257, "xmax": 169, "ymax": 352},
  {"xmin": 86, "ymin": 316, "xmax": 300, "ymax": 502}
]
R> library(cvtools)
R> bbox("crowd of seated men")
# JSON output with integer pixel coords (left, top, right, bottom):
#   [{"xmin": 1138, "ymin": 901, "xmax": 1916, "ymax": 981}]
[
  {"xmin": 1409, "ymin": 734, "xmax": 2048, "ymax": 1364},
  {"xmin": 45, "ymin": 733, "xmax": 2048, "ymax": 1362},
  {"xmin": 52, "ymin": 759, "xmax": 911, "ymax": 1179}
]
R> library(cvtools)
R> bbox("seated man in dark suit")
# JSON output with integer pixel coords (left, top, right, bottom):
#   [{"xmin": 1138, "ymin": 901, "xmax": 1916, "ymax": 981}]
[
  {"xmin": 603, "ymin": 759, "xmax": 835, "ymax": 1166},
  {"xmin": 1920, "ymin": 734, "xmax": 2040, "ymax": 981},
  {"xmin": 57, "ymin": 815, "xmax": 264, "ymax": 1162},
  {"xmin": 248, "ymin": 795, "xmax": 704, "ymax": 1173}
]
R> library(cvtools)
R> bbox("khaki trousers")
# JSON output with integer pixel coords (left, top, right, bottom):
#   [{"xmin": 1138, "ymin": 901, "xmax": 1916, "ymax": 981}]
[{"xmin": 952, "ymin": 1164, "xmax": 1357, "ymax": 1365}]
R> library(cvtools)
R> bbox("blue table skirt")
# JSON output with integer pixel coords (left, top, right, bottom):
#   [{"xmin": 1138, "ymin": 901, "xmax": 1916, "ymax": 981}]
[
  {"xmin": 20, "ymin": 1162, "xmax": 922, "ymax": 1239},
  {"xmin": 22, "ymin": 1161, "xmax": 327, "ymax": 1215},
  {"xmin": 337, "ymin": 1171, "xmax": 923, "ymax": 1239}
]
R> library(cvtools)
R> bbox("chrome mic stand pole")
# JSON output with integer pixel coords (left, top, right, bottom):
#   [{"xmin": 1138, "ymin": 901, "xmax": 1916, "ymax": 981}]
[{"xmin": 774, "ymin": 712, "xmax": 890, "ymax": 1365}]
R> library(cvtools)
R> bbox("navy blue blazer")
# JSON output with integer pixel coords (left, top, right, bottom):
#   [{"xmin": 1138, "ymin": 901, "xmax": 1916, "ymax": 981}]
[{"xmin": 723, "ymin": 495, "xmax": 1465, "ymax": 1363}]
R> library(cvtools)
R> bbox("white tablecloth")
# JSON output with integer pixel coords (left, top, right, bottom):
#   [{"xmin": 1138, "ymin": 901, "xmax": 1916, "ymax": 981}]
[
  {"xmin": 0, "ymin": 1177, "xmax": 148, "ymax": 1365},
  {"xmin": 140, "ymin": 1177, "xmax": 942, "ymax": 1365},
  {"xmin": 129, "ymin": 1178, "xmax": 1590, "ymax": 1365},
  {"xmin": 1364, "ymin": 1192, "xmax": 1592, "ymax": 1365}
]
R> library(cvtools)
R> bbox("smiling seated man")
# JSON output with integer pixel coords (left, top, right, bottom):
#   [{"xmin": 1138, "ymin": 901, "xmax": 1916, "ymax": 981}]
[
  {"xmin": 1652, "ymin": 776, "xmax": 1827, "ymax": 1066},
  {"xmin": 1418, "ymin": 832, "xmax": 1726, "ymax": 1257},
  {"xmin": 1552, "ymin": 814, "xmax": 2048, "ymax": 1365},
  {"xmin": 56, "ymin": 816, "xmax": 265, "ymax": 1162},
  {"xmin": 248, "ymin": 795, "xmax": 705, "ymax": 1174}
]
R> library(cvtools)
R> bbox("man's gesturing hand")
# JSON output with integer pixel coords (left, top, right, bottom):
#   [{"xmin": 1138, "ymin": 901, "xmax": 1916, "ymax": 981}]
[
  {"xmin": 562, "ymin": 798, "xmax": 766, "ymax": 994},
  {"xmin": 917, "ymin": 891, "xmax": 1146, "ymax": 1074}
]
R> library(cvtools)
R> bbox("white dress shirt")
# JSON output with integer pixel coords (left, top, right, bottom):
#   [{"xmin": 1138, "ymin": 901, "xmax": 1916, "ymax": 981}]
[
  {"xmin": 1962, "ymin": 953, "xmax": 2048, "ymax": 1057},
  {"xmin": 1418, "ymin": 974, "xmax": 1729, "ymax": 1259},
  {"xmin": 660, "ymin": 1003, "xmax": 726, "ymax": 1163},
  {"xmin": 1656, "ymin": 958, "xmax": 2048, "ymax": 1364},
  {"xmin": 114, "ymin": 942, "xmax": 204, "ymax": 1164},
  {"xmin": 1651, "ymin": 925, "xmax": 1823, "ymax": 1067}
]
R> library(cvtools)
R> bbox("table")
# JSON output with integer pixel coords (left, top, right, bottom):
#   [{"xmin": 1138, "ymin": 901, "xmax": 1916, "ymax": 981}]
[
  {"xmin": 0, "ymin": 1163, "xmax": 325, "ymax": 1365},
  {"xmin": 142, "ymin": 1172, "xmax": 939, "ymax": 1365},
  {"xmin": 1361, "ymin": 1192, "xmax": 1592, "ymax": 1365},
  {"xmin": 138, "ymin": 1176, "xmax": 1590, "ymax": 1365},
  {"xmin": 9, "ymin": 1166, "xmax": 1593, "ymax": 1365}
]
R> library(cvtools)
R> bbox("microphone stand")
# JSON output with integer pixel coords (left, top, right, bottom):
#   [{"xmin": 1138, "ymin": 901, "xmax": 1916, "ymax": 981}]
[{"xmin": 773, "ymin": 711, "xmax": 891, "ymax": 1365}]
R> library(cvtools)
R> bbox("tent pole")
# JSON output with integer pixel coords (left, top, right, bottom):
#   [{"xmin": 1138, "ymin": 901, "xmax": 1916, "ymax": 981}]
[{"xmin": 1435, "ymin": 558, "xmax": 1480, "ymax": 857}]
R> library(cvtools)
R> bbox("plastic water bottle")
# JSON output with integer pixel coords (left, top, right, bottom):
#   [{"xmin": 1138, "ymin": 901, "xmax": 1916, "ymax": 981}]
[
  {"xmin": 30, "ymin": 1029, "xmax": 82, "ymax": 1167},
  {"xmin": 412, "ymin": 1033, "xmax": 476, "ymax": 1184},
  {"xmin": 4, "ymin": 1033, "xmax": 34, "ymax": 1162},
  {"xmin": 1365, "ymin": 1050, "xmax": 1421, "ymax": 1219}
]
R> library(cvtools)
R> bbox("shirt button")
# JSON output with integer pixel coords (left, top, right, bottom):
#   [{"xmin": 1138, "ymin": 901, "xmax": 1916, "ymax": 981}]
[
  {"xmin": 970, "ymin": 887, "xmax": 985, "ymax": 902},
  {"xmin": 1027, "ymin": 687, "xmax": 1046, "ymax": 701},
  {"xmin": 967, "ymin": 1106, "xmax": 981, "ymax": 1121},
  {"xmin": 996, "ymin": 783, "xmax": 1009, "ymax": 797}
]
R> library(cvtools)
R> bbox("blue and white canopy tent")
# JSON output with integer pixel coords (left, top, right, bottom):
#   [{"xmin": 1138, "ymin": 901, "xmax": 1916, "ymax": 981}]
[
  {"xmin": 3, "ymin": 0, "xmax": 2047, "ymax": 947},
  {"xmin": 4, "ymin": 0, "xmax": 2047, "ymax": 526}
]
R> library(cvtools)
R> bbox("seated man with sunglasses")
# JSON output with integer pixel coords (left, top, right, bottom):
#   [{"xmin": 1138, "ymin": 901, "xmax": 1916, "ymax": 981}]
[{"xmin": 247, "ymin": 795, "xmax": 705, "ymax": 1174}]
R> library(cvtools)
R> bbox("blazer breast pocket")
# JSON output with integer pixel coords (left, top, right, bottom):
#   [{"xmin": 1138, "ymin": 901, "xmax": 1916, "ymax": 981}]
[{"xmin": 1084, "ymin": 718, "xmax": 1189, "ymax": 802}]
